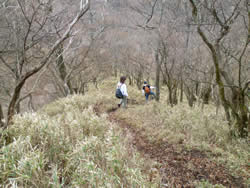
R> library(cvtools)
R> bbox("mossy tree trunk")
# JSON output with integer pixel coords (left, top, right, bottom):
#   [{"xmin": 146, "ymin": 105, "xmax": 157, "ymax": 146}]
[{"xmin": 189, "ymin": 0, "xmax": 249, "ymax": 137}]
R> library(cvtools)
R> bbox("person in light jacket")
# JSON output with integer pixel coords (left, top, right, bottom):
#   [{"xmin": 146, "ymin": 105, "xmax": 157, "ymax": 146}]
[{"xmin": 117, "ymin": 76, "xmax": 128, "ymax": 108}]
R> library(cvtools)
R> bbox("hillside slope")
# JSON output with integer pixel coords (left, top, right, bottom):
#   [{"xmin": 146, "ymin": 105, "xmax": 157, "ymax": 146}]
[{"xmin": 0, "ymin": 78, "xmax": 249, "ymax": 187}]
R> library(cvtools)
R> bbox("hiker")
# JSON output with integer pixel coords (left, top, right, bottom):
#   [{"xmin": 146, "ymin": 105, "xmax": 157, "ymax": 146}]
[
  {"xmin": 142, "ymin": 81, "xmax": 156, "ymax": 101},
  {"xmin": 116, "ymin": 76, "xmax": 128, "ymax": 108}
]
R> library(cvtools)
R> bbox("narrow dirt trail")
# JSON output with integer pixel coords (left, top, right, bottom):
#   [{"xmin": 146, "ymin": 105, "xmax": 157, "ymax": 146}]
[
  {"xmin": 95, "ymin": 104, "xmax": 245, "ymax": 187},
  {"xmin": 107, "ymin": 108, "xmax": 245, "ymax": 187}
]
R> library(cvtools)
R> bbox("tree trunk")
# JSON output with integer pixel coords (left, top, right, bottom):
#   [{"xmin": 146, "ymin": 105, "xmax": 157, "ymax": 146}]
[
  {"xmin": 5, "ymin": 2, "xmax": 90, "ymax": 127},
  {"xmin": 155, "ymin": 51, "xmax": 160, "ymax": 101},
  {"xmin": 236, "ymin": 90, "xmax": 248, "ymax": 137},
  {"xmin": 28, "ymin": 94, "xmax": 35, "ymax": 111},
  {"xmin": 196, "ymin": 26, "xmax": 232, "ymax": 124},
  {"xmin": 56, "ymin": 44, "xmax": 73, "ymax": 95},
  {"xmin": 135, "ymin": 72, "xmax": 142, "ymax": 90},
  {"xmin": 214, "ymin": 45, "xmax": 231, "ymax": 125},
  {"xmin": 173, "ymin": 86, "xmax": 178, "ymax": 105},
  {"xmin": 167, "ymin": 85, "xmax": 173, "ymax": 106},
  {"xmin": 202, "ymin": 87, "xmax": 212, "ymax": 104},
  {"xmin": 221, "ymin": 71, "xmax": 249, "ymax": 137},
  {"xmin": 195, "ymin": 82, "xmax": 199, "ymax": 96},
  {"xmin": 184, "ymin": 84, "xmax": 196, "ymax": 107},
  {"xmin": 80, "ymin": 83, "xmax": 85, "ymax": 94},
  {"xmin": 93, "ymin": 77, "xmax": 98, "ymax": 89},
  {"xmin": 180, "ymin": 77, "xmax": 183, "ymax": 102},
  {"xmin": 15, "ymin": 102, "xmax": 20, "ymax": 114},
  {"xmin": 7, "ymin": 79, "xmax": 26, "ymax": 125},
  {"xmin": 128, "ymin": 75, "xmax": 132, "ymax": 86},
  {"xmin": 0, "ymin": 103, "xmax": 4, "ymax": 128}
]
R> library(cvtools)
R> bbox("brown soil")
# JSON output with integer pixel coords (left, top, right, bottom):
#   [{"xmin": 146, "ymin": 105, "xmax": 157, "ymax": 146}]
[{"xmin": 95, "ymin": 104, "xmax": 246, "ymax": 188}]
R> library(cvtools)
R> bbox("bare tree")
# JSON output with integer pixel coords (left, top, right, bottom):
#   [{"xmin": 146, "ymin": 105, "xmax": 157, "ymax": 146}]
[
  {"xmin": 0, "ymin": 0, "xmax": 90, "ymax": 127},
  {"xmin": 189, "ymin": 0, "xmax": 249, "ymax": 137}
]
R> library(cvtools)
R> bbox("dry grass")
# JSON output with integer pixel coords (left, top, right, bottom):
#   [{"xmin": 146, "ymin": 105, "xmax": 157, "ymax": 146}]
[
  {"xmin": 115, "ymin": 80, "xmax": 249, "ymax": 186},
  {"xmin": 0, "ymin": 93, "xmax": 158, "ymax": 187},
  {"xmin": 0, "ymin": 77, "xmax": 249, "ymax": 187}
]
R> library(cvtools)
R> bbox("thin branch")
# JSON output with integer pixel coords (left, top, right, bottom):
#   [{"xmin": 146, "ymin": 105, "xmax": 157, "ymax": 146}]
[
  {"xmin": 189, "ymin": 0, "xmax": 198, "ymax": 20},
  {"xmin": 185, "ymin": 64, "xmax": 211, "ymax": 75},
  {"xmin": 17, "ymin": 65, "xmax": 48, "ymax": 105},
  {"xmin": 186, "ymin": 77, "xmax": 239, "ymax": 88},
  {"xmin": 17, "ymin": 0, "xmax": 31, "ymax": 24},
  {"xmin": 145, "ymin": 0, "xmax": 158, "ymax": 25},
  {"xmin": 243, "ymin": 80, "xmax": 250, "ymax": 92},
  {"xmin": 6, "ymin": 0, "xmax": 90, "ymax": 125},
  {"xmin": 0, "ymin": 56, "xmax": 15, "ymax": 75}
]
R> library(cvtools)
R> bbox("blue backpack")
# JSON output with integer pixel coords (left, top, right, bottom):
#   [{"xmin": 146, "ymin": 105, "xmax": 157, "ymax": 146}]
[{"xmin": 116, "ymin": 86, "xmax": 123, "ymax": 99}]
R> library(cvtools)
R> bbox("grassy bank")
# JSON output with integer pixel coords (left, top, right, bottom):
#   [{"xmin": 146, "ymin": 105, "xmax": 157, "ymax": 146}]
[
  {"xmin": 0, "ymin": 93, "xmax": 158, "ymax": 187},
  {"xmin": 0, "ymin": 77, "xmax": 249, "ymax": 187}
]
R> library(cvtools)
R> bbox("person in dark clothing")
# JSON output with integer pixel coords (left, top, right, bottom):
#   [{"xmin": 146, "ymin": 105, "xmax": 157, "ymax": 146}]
[{"xmin": 142, "ymin": 81, "xmax": 156, "ymax": 101}]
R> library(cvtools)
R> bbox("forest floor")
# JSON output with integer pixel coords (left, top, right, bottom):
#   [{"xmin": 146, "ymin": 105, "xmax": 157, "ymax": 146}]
[{"xmin": 94, "ymin": 101, "xmax": 246, "ymax": 188}]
